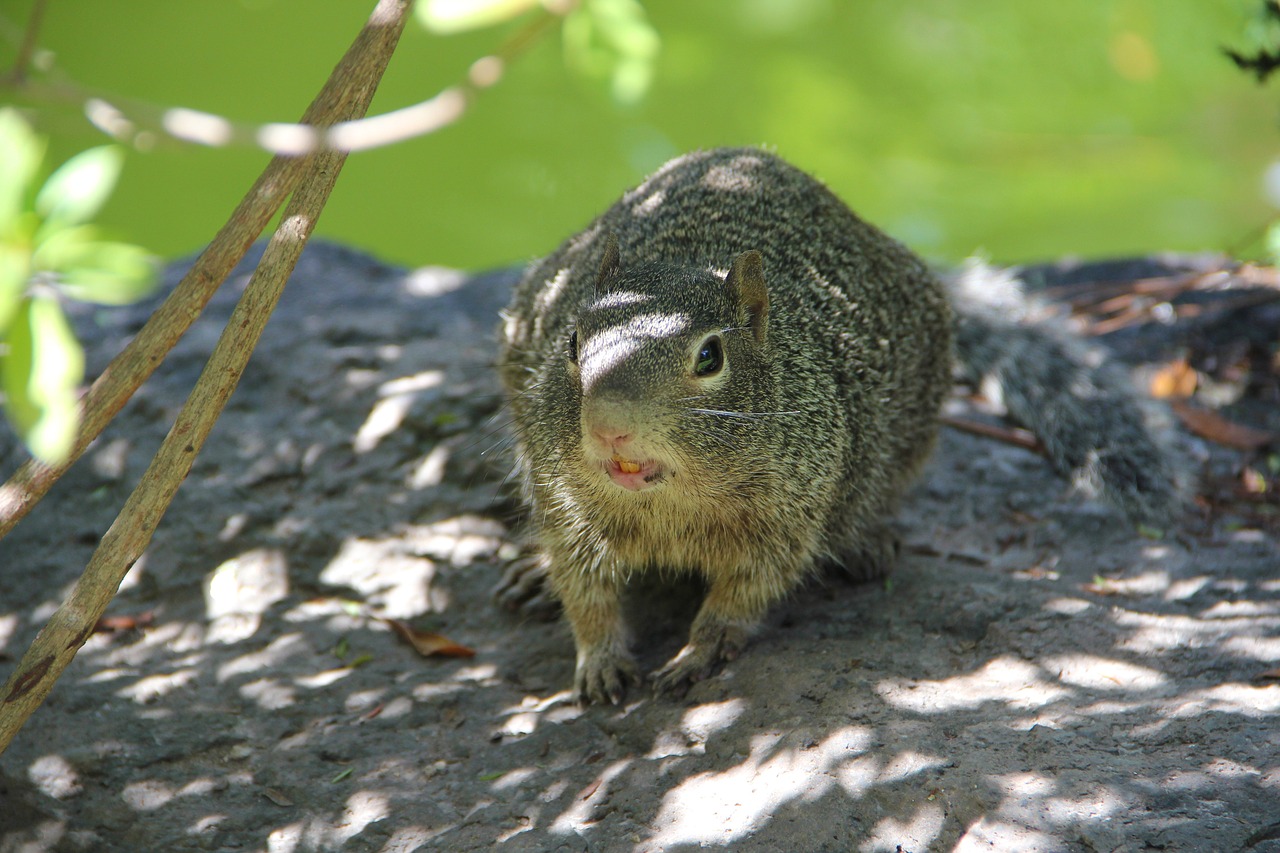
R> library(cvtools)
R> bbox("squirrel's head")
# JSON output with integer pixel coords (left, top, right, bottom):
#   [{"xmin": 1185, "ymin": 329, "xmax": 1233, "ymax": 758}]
[{"xmin": 561, "ymin": 235, "xmax": 775, "ymax": 493}]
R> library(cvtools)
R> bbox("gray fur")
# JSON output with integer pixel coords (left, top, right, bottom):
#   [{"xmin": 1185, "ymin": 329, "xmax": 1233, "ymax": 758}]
[
  {"xmin": 947, "ymin": 259, "xmax": 1185, "ymax": 527},
  {"xmin": 497, "ymin": 147, "xmax": 1181, "ymax": 704}
]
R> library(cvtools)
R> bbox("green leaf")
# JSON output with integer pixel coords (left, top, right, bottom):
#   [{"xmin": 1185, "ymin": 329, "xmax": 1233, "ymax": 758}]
[
  {"xmin": 44, "ymin": 238, "xmax": 158, "ymax": 306},
  {"xmin": 417, "ymin": 0, "xmax": 538, "ymax": 34},
  {"xmin": 35, "ymin": 145, "xmax": 124, "ymax": 230},
  {"xmin": 0, "ymin": 108, "xmax": 45, "ymax": 238},
  {"xmin": 0, "ymin": 244, "xmax": 30, "ymax": 335},
  {"xmin": 1, "ymin": 294, "xmax": 84, "ymax": 464},
  {"xmin": 563, "ymin": 0, "xmax": 659, "ymax": 105},
  {"xmin": 1266, "ymin": 219, "xmax": 1280, "ymax": 266}
]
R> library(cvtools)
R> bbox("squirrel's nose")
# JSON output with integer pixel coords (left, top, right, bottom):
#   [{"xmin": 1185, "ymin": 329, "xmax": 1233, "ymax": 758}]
[{"xmin": 588, "ymin": 422, "xmax": 634, "ymax": 453}]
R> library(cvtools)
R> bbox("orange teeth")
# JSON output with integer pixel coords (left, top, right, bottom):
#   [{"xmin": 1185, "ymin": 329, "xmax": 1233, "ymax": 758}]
[{"xmin": 613, "ymin": 457, "xmax": 642, "ymax": 474}]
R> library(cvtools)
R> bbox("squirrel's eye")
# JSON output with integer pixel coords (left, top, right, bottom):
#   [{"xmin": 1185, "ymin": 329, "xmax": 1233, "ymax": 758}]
[
  {"xmin": 694, "ymin": 336, "xmax": 723, "ymax": 377},
  {"xmin": 567, "ymin": 329, "xmax": 579, "ymax": 363}
]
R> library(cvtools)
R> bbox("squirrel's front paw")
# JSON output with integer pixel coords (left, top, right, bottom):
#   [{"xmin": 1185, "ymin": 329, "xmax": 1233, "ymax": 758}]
[
  {"xmin": 575, "ymin": 646, "xmax": 641, "ymax": 706},
  {"xmin": 652, "ymin": 624, "xmax": 749, "ymax": 698}
]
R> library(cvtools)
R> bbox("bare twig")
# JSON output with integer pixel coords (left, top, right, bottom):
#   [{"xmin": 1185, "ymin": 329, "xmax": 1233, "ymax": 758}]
[
  {"xmin": 4, "ymin": 5, "xmax": 565, "ymax": 154},
  {"xmin": 0, "ymin": 0, "xmax": 411, "ymax": 756},
  {"xmin": 940, "ymin": 413, "xmax": 1044, "ymax": 454},
  {"xmin": 1038, "ymin": 263, "xmax": 1280, "ymax": 335},
  {"xmin": 4, "ymin": 0, "xmax": 49, "ymax": 84}
]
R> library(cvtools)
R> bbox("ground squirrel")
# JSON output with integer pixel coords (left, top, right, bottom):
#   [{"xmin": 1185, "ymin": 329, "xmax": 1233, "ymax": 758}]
[{"xmin": 497, "ymin": 147, "xmax": 1182, "ymax": 705}]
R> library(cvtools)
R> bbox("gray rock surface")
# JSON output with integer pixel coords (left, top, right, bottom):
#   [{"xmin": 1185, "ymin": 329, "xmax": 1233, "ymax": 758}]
[{"xmin": 0, "ymin": 241, "xmax": 1276, "ymax": 852}]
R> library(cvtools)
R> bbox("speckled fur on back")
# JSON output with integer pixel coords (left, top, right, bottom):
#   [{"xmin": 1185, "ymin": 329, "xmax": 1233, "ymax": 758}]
[{"xmin": 500, "ymin": 148, "xmax": 951, "ymax": 703}]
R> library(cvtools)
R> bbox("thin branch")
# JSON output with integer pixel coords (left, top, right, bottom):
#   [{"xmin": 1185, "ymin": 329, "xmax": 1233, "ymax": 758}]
[
  {"xmin": 4, "ymin": 6, "xmax": 565, "ymax": 154},
  {"xmin": 940, "ymin": 413, "xmax": 1044, "ymax": 454},
  {"xmin": 4, "ymin": 0, "xmax": 49, "ymax": 84}
]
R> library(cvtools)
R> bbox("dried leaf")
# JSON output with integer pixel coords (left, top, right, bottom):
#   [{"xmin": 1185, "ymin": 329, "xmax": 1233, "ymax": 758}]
[
  {"xmin": 382, "ymin": 618, "xmax": 475, "ymax": 658},
  {"xmin": 1149, "ymin": 359, "xmax": 1197, "ymax": 399},
  {"xmin": 94, "ymin": 611, "xmax": 155, "ymax": 633},
  {"xmin": 1171, "ymin": 401, "xmax": 1275, "ymax": 451},
  {"xmin": 1013, "ymin": 565, "xmax": 1060, "ymax": 581},
  {"xmin": 262, "ymin": 788, "xmax": 294, "ymax": 807}
]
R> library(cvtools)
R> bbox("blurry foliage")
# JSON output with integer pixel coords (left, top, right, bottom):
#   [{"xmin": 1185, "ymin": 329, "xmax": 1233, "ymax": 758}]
[
  {"xmin": 419, "ymin": 0, "xmax": 659, "ymax": 104},
  {"xmin": 1228, "ymin": 1, "xmax": 1280, "ymax": 264},
  {"xmin": 0, "ymin": 108, "xmax": 157, "ymax": 464},
  {"xmin": 4, "ymin": 2, "xmax": 1270, "ymax": 269},
  {"xmin": 1226, "ymin": 0, "xmax": 1280, "ymax": 81}
]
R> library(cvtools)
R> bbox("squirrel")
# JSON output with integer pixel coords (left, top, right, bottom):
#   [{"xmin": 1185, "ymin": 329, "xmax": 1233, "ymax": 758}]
[{"xmin": 496, "ymin": 147, "xmax": 1183, "ymax": 705}]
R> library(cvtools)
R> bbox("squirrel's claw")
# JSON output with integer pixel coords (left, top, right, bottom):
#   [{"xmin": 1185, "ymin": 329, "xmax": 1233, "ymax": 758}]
[
  {"xmin": 652, "ymin": 624, "xmax": 748, "ymax": 697},
  {"xmin": 574, "ymin": 647, "xmax": 641, "ymax": 706}
]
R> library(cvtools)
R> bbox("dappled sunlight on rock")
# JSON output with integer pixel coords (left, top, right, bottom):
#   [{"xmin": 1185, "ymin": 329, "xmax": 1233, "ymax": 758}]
[
  {"xmin": 492, "ymin": 693, "xmax": 581, "ymax": 739},
  {"xmin": 117, "ymin": 668, "xmax": 200, "ymax": 703},
  {"xmin": 878, "ymin": 750, "xmax": 950, "ymax": 783},
  {"xmin": 337, "ymin": 791, "xmax": 390, "ymax": 843},
  {"xmin": 646, "ymin": 699, "xmax": 745, "ymax": 759},
  {"xmin": 28, "ymin": 755, "xmax": 80, "ymax": 799},
  {"xmin": 490, "ymin": 767, "xmax": 539, "ymax": 792},
  {"xmin": 293, "ymin": 667, "xmax": 353, "ymax": 690},
  {"xmin": 1172, "ymin": 683, "xmax": 1280, "ymax": 718},
  {"xmin": 399, "ymin": 515, "xmax": 506, "ymax": 566},
  {"xmin": 861, "ymin": 803, "xmax": 945, "ymax": 852},
  {"xmin": 1043, "ymin": 596, "xmax": 1093, "ymax": 616},
  {"xmin": 408, "ymin": 443, "xmax": 450, "ymax": 489},
  {"xmin": 216, "ymin": 633, "xmax": 310, "ymax": 682},
  {"xmin": 649, "ymin": 727, "xmax": 875, "ymax": 846},
  {"xmin": 238, "ymin": 677, "xmax": 295, "ymax": 710},
  {"xmin": 955, "ymin": 815, "xmax": 1058, "ymax": 852},
  {"xmin": 205, "ymin": 612, "xmax": 262, "ymax": 645},
  {"xmin": 1045, "ymin": 653, "xmax": 1168, "ymax": 692},
  {"xmin": 121, "ymin": 779, "xmax": 177, "ymax": 811},
  {"xmin": 0, "ymin": 612, "xmax": 17, "ymax": 652},
  {"xmin": 878, "ymin": 656, "xmax": 1071, "ymax": 713},
  {"xmin": 1115, "ymin": 608, "xmax": 1280, "ymax": 654},
  {"xmin": 451, "ymin": 663, "xmax": 499, "ymax": 684},
  {"xmin": 353, "ymin": 393, "xmax": 415, "ymax": 454},
  {"xmin": 320, "ymin": 538, "xmax": 437, "ymax": 618},
  {"xmin": 1224, "ymin": 634, "xmax": 1280, "ymax": 662},
  {"xmin": 1202, "ymin": 599, "xmax": 1280, "ymax": 618},
  {"xmin": 549, "ymin": 759, "xmax": 633, "ymax": 835},
  {"xmin": 1165, "ymin": 575, "xmax": 1213, "ymax": 601},
  {"xmin": 203, "ymin": 549, "xmax": 289, "ymax": 619},
  {"xmin": 353, "ymin": 369, "xmax": 445, "ymax": 453}
]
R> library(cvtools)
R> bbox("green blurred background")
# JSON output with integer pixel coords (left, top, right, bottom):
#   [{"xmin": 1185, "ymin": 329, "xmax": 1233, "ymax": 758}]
[{"xmin": 4, "ymin": 0, "xmax": 1277, "ymax": 269}]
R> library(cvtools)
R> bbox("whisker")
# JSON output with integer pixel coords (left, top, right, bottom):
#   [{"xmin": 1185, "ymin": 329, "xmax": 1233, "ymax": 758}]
[{"xmin": 685, "ymin": 408, "xmax": 801, "ymax": 419}]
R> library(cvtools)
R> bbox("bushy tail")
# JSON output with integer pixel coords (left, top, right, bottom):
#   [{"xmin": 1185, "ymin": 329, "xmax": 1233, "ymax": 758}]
[{"xmin": 948, "ymin": 261, "xmax": 1186, "ymax": 528}]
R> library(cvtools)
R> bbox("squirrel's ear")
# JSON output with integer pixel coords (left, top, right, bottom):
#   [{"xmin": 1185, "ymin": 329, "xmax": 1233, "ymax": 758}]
[
  {"xmin": 595, "ymin": 233, "xmax": 621, "ymax": 293},
  {"xmin": 726, "ymin": 250, "xmax": 769, "ymax": 343}
]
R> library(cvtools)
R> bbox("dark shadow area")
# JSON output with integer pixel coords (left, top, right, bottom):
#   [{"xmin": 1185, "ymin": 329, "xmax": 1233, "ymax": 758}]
[{"xmin": 1, "ymin": 244, "xmax": 1277, "ymax": 852}]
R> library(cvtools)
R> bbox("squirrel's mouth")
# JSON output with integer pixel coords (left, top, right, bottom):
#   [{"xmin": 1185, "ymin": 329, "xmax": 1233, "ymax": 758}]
[{"xmin": 604, "ymin": 455, "xmax": 667, "ymax": 491}]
